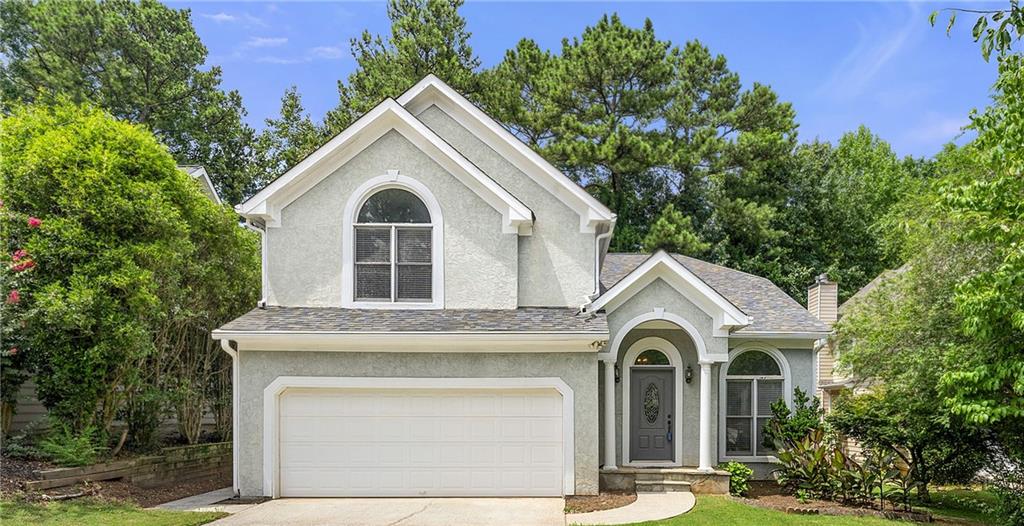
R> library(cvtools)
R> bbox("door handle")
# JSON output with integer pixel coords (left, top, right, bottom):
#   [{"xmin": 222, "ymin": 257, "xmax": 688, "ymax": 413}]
[{"xmin": 667, "ymin": 414, "xmax": 673, "ymax": 442}]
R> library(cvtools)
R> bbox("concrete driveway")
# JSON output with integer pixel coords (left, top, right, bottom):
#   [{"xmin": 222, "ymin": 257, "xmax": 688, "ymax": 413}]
[{"xmin": 208, "ymin": 497, "xmax": 566, "ymax": 526}]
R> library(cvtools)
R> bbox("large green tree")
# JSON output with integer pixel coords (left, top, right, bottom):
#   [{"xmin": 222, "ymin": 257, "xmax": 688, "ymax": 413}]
[
  {"xmin": 0, "ymin": 102, "xmax": 259, "ymax": 442},
  {"xmin": 325, "ymin": 0, "xmax": 480, "ymax": 133},
  {"xmin": 0, "ymin": 0, "xmax": 256, "ymax": 204},
  {"xmin": 250, "ymin": 87, "xmax": 326, "ymax": 190}
]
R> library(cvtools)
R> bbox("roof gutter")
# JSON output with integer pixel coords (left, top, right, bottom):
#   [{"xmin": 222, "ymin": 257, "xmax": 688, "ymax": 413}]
[
  {"xmin": 583, "ymin": 219, "xmax": 616, "ymax": 311},
  {"xmin": 210, "ymin": 330, "xmax": 609, "ymax": 353}
]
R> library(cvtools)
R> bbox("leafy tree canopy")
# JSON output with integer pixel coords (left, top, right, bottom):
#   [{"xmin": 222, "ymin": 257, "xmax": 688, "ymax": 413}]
[
  {"xmin": 0, "ymin": 101, "xmax": 259, "ymax": 434},
  {"xmin": 0, "ymin": 0, "xmax": 256, "ymax": 204}
]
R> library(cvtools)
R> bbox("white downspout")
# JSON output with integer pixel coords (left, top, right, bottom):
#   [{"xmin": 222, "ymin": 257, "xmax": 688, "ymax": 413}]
[
  {"xmin": 582, "ymin": 221, "xmax": 615, "ymax": 311},
  {"xmin": 219, "ymin": 339, "xmax": 240, "ymax": 497},
  {"xmin": 241, "ymin": 219, "xmax": 268, "ymax": 307}
]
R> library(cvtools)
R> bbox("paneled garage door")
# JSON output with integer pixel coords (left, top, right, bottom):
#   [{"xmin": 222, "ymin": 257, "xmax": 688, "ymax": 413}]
[{"xmin": 278, "ymin": 388, "xmax": 564, "ymax": 497}]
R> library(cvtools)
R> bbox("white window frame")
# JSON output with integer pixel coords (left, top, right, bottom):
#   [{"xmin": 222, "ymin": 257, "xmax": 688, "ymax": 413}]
[
  {"xmin": 718, "ymin": 343, "xmax": 792, "ymax": 463},
  {"xmin": 342, "ymin": 172, "xmax": 444, "ymax": 309}
]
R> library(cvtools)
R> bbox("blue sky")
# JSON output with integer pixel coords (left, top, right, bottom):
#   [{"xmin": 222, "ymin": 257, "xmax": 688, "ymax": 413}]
[{"xmin": 168, "ymin": 1, "xmax": 1002, "ymax": 158}]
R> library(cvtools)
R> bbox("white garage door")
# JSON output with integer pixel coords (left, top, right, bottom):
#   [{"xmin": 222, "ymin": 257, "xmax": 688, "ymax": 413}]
[{"xmin": 278, "ymin": 388, "xmax": 564, "ymax": 497}]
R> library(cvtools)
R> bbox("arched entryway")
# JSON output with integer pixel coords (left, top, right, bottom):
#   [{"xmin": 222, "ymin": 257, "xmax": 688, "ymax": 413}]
[
  {"xmin": 623, "ymin": 337, "xmax": 683, "ymax": 464},
  {"xmin": 599, "ymin": 308, "xmax": 721, "ymax": 472}
]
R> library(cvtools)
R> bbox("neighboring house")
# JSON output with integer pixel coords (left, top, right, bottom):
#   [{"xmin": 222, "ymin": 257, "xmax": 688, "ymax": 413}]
[
  {"xmin": 815, "ymin": 267, "xmax": 909, "ymax": 459},
  {"xmin": 211, "ymin": 75, "xmax": 833, "ymax": 499},
  {"xmin": 3, "ymin": 165, "xmax": 223, "ymax": 436},
  {"xmin": 180, "ymin": 165, "xmax": 223, "ymax": 205}
]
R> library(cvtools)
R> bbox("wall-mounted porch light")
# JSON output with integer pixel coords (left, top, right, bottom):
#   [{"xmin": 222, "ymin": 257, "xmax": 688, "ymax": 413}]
[
  {"xmin": 685, "ymin": 364, "xmax": 694, "ymax": 384},
  {"xmin": 614, "ymin": 363, "xmax": 621, "ymax": 383}
]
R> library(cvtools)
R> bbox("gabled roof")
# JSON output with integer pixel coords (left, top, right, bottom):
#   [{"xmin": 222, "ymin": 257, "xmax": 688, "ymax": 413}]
[
  {"xmin": 179, "ymin": 165, "xmax": 221, "ymax": 204},
  {"xmin": 397, "ymin": 75, "xmax": 615, "ymax": 233},
  {"xmin": 591, "ymin": 251, "xmax": 751, "ymax": 337},
  {"xmin": 601, "ymin": 253, "xmax": 831, "ymax": 337},
  {"xmin": 236, "ymin": 98, "xmax": 533, "ymax": 233}
]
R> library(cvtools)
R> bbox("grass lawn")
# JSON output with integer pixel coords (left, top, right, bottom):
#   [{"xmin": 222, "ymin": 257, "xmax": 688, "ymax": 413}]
[
  {"xmin": 0, "ymin": 499, "xmax": 227, "ymax": 526},
  {"xmin": 602, "ymin": 496, "xmax": 904, "ymax": 526},
  {"xmin": 914, "ymin": 487, "xmax": 1002, "ymax": 525}
]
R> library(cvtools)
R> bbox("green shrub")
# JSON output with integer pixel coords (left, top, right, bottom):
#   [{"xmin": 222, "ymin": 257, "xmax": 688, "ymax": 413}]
[
  {"xmin": 718, "ymin": 461, "xmax": 753, "ymax": 496},
  {"xmin": 38, "ymin": 425, "xmax": 102, "ymax": 466},
  {"xmin": 763, "ymin": 386, "xmax": 823, "ymax": 451}
]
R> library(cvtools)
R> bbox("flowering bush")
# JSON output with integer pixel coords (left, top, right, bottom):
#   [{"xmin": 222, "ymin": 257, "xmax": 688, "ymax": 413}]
[{"xmin": 0, "ymin": 102, "xmax": 259, "ymax": 446}]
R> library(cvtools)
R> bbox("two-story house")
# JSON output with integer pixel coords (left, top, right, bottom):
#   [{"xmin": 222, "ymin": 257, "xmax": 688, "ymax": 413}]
[{"xmin": 212, "ymin": 75, "xmax": 832, "ymax": 499}]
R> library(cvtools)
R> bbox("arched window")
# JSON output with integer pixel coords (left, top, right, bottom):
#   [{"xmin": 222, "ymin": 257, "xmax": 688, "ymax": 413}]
[
  {"xmin": 634, "ymin": 349, "xmax": 670, "ymax": 366},
  {"xmin": 725, "ymin": 350, "xmax": 786, "ymax": 456},
  {"xmin": 354, "ymin": 188, "xmax": 433, "ymax": 302}
]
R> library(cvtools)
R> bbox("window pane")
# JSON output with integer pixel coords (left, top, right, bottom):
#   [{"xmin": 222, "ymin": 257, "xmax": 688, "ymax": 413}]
[
  {"xmin": 728, "ymin": 351, "xmax": 781, "ymax": 376},
  {"xmin": 397, "ymin": 227, "xmax": 431, "ymax": 263},
  {"xmin": 634, "ymin": 349, "xmax": 670, "ymax": 366},
  {"xmin": 397, "ymin": 265, "xmax": 431, "ymax": 300},
  {"xmin": 358, "ymin": 189, "xmax": 430, "ymax": 223},
  {"xmin": 356, "ymin": 227, "xmax": 390, "ymax": 263},
  {"xmin": 757, "ymin": 380, "xmax": 784, "ymax": 415},
  {"xmin": 727, "ymin": 380, "xmax": 752, "ymax": 416},
  {"xmin": 726, "ymin": 417, "xmax": 752, "ymax": 455},
  {"xmin": 756, "ymin": 417, "xmax": 776, "ymax": 455},
  {"xmin": 356, "ymin": 264, "xmax": 391, "ymax": 300}
]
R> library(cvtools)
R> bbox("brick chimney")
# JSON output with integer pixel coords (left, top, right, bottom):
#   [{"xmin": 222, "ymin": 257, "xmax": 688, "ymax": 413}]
[{"xmin": 807, "ymin": 273, "xmax": 838, "ymax": 326}]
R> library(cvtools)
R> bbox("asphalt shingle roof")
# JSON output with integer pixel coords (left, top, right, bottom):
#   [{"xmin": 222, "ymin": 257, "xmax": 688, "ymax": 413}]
[
  {"xmin": 216, "ymin": 306, "xmax": 608, "ymax": 334},
  {"xmin": 601, "ymin": 253, "xmax": 830, "ymax": 335}
]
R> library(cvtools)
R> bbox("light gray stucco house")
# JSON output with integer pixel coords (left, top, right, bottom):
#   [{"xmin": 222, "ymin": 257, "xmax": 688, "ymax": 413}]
[{"xmin": 211, "ymin": 75, "xmax": 833, "ymax": 499}]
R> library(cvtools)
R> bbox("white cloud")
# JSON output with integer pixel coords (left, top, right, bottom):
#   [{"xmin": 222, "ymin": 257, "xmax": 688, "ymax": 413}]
[
  {"xmin": 901, "ymin": 112, "xmax": 971, "ymax": 148},
  {"xmin": 199, "ymin": 11, "xmax": 266, "ymax": 28},
  {"xmin": 201, "ymin": 12, "xmax": 236, "ymax": 23},
  {"xmin": 245, "ymin": 37, "xmax": 288, "ymax": 49},
  {"xmin": 310, "ymin": 46, "xmax": 345, "ymax": 60},
  {"xmin": 255, "ymin": 55, "xmax": 310, "ymax": 65},
  {"xmin": 819, "ymin": 3, "xmax": 923, "ymax": 100}
]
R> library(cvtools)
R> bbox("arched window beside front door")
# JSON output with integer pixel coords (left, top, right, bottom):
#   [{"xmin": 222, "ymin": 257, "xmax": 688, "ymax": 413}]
[
  {"xmin": 724, "ymin": 348, "xmax": 789, "ymax": 457},
  {"xmin": 354, "ymin": 188, "xmax": 433, "ymax": 303}
]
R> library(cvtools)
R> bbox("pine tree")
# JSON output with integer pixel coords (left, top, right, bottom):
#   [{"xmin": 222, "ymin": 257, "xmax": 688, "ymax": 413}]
[{"xmin": 325, "ymin": 0, "xmax": 480, "ymax": 133}]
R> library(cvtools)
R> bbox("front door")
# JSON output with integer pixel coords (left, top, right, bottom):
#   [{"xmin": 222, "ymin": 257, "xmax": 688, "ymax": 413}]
[{"xmin": 630, "ymin": 368, "xmax": 674, "ymax": 461}]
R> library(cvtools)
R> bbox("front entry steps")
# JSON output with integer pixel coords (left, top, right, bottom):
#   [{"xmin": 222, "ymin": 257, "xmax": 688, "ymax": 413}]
[
  {"xmin": 635, "ymin": 478, "xmax": 692, "ymax": 493},
  {"xmin": 600, "ymin": 466, "xmax": 730, "ymax": 495}
]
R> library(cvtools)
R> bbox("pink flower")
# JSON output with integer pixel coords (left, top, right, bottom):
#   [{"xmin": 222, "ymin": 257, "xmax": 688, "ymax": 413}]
[
  {"xmin": 12, "ymin": 249, "xmax": 27, "ymax": 261},
  {"xmin": 6, "ymin": 290, "xmax": 19, "ymax": 304},
  {"xmin": 11, "ymin": 260, "xmax": 35, "ymax": 272},
  {"xmin": 27, "ymin": 217, "xmax": 41, "ymax": 228}
]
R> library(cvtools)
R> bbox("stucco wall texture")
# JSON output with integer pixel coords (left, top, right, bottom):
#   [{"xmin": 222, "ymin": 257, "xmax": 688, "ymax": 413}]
[
  {"xmin": 265, "ymin": 130, "xmax": 518, "ymax": 309},
  {"xmin": 415, "ymin": 105, "xmax": 596, "ymax": 307},
  {"xmin": 236, "ymin": 350, "xmax": 599, "ymax": 496}
]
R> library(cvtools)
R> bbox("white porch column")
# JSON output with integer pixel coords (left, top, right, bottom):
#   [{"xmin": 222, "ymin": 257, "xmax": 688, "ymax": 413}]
[
  {"xmin": 601, "ymin": 357, "xmax": 618, "ymax": 470},
  {"xmin": 698, "ymin": 360, "xmax": 714, "ymax": 472}
]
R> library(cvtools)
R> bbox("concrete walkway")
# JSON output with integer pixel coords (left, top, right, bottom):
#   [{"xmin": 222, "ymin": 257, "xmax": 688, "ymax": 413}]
[
  {"xmin": 154, "ymin": 487, "xmax": 258, "ymax": 515},
  {"xmin": 566, "ymin": 492, "xmax": 695, "ymax": 525},
  {"xmin": 208, "ymin": 497, "xmax": 566, "ymax": 526}
]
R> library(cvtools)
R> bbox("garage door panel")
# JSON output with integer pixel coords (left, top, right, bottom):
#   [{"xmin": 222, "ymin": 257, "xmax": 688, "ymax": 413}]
[{"xmin": 278, "ymin": 388, "xmax": 564, "ymax": 497}]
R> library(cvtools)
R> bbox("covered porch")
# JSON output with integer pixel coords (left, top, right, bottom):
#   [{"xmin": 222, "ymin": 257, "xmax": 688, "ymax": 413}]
[{"xmin": 596, "ymin": 309, "xmax": 731, "ymax": 494}]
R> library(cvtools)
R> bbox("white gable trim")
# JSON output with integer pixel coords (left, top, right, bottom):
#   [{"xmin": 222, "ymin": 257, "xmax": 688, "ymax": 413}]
[
  {"xmin": 236, "ymin": 99, "xmax": 533, "ymax": 234},
  {"xmin": 398, "ymin": 75, "xmax": 615, "ymax": 233},
  {"xmin": 590, "ymin": 251, "xmax": 750, "ymax": 337}
]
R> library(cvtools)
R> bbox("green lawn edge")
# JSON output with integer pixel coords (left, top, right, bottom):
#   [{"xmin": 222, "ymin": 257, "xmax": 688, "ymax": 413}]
[{"xmin": 0, "ymin": 499, "xmax": 227, "ymax": 526}]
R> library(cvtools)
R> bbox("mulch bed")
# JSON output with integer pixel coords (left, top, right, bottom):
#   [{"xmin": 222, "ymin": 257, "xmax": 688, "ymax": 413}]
[
  {"xmin": 1, "ymin": 455, "xmax": 230, "ymax": 507},
  {"xmin": 738, "ymin": 481, "xmax": 932, "ymax": 522},
  {"xmin": 564, "ymin": 491, "xmax": 637, "ymax": 513}
]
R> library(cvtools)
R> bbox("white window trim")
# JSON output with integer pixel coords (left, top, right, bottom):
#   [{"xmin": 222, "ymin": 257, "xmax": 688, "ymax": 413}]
[
  {"xmin": 718, "ymin": 342, "xmax": 792, "ymax": 463},
  {"xmin": 261, "ymin": 376, "xmax": 576, "ymax": 498},
  {"xmin": 342, "ymin": 172, "xmax": 444, "ymax": 309},
  {"xmin": 621, "ymin": 336, "xmax": 685, "ymax": 468}
]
